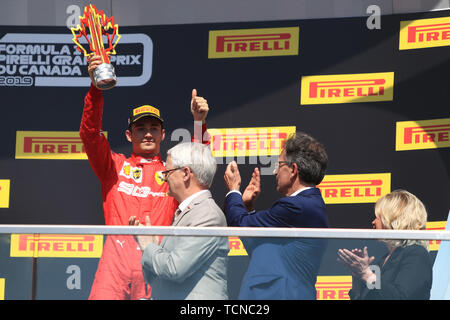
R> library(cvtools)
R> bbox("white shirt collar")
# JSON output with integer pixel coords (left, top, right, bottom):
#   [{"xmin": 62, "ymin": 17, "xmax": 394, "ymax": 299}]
[
  {"xmin": 290, "ymin": 187, "xmax": 313, "ymax": 197},
  {"xmin": 177, "ymin": 190, "xmax": 209, "ymax": 213}
]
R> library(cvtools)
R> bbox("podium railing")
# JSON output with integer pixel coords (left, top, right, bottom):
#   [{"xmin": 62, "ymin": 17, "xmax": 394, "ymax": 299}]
[
  {"xmin": 0, "ymin": 225, "xmax": 448, "ymax": 300},
  {"xmin": 1, "ymin": 224, "xmax": 449, "ymax": 239}
]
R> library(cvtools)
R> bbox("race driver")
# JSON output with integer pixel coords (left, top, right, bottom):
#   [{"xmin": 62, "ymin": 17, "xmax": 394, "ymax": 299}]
[{"xmin": 80, "ymin": 55, "xmax": 210, "ymax": 300}]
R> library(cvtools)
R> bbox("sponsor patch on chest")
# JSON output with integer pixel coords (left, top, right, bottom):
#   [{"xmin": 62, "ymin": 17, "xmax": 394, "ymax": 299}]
[
  {"xmin": 117, "ymin": 181, "xmax": 167, "ymax": 198},
  {"xmin": 119, "ymin": 161, "xmax": 143, "ymax": 183}
]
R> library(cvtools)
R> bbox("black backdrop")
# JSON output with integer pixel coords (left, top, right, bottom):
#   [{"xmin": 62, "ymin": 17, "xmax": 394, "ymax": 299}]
[{"xmin": 0, "ymin": 9, "xmax": 449, "ymax": 300}]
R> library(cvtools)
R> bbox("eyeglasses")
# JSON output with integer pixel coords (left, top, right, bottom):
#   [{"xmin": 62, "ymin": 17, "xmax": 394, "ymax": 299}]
[
  {"xmin": 158, "ymin": 167, "xmax": 183, "ymax": 181},
  {"xmin": 273, "ymin": 161, "xmax": 291, "ymax": 173}
]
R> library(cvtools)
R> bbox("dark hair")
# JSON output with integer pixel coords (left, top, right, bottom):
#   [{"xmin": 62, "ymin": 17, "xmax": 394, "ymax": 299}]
[
  {"xmin": 128, "ymin": 117, "xmax": 164, "ymax": 130},
  {"xmin": 284, "ymin": 132, "xmax": 328, "ymax": 185}
]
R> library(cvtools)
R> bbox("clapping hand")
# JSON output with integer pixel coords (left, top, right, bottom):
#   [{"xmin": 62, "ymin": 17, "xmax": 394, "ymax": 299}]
[
  {"xmin": 337, "ymin": 246, "xmax": 375, "ymax": 281},
  {"xmin": 224, "ymin": 161, "xmax": 242, "ymax": 192},
  {"xmin": 129, "ymin": 216, "xmax": 160, "ymax": 251},
  {"xmin": 242, "ymin": 167, "xmax": 261, "ymax": 211}
]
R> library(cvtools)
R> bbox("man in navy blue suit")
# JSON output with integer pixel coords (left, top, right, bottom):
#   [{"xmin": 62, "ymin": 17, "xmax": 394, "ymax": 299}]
[{"xmin": 224, "ymin": 131, "xmax": 329, "ymax": 300}]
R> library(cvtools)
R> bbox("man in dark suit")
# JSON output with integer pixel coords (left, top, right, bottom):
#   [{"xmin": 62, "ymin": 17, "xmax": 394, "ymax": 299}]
[{"xmin": 224, "ymin": 131, "xmax": 329, "ymax": 300}]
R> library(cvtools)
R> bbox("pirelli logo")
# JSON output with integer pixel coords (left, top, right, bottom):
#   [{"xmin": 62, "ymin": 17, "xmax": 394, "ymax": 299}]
[
  {"xmin": 317, "ymin": 173, "xmax": 391, "ymax": 204},
  {"xmin": 0, "ymin": 180, "xmax": 10, "ymax": 208},
  {"xmin": 0, "ymin": 278, "xmax": 4, "ymax": 300},
  {"xmin": 133, "ymin": 105, "xmax": 160, "ymax": 117},
  {"xmin": 228, "ymin": 237, "xmax": 248, "ymax": 256},
  {"xmin": 426, "ymin": 221, "xmax": 447, "ymax": 251},
  {"xmin": 396, "ymin": 118, "xmax": 450, "ymax": 151},
  {"xmin": 316, "ymin": 276, "xmax": 352, "ymax": 300},
  {"xmin": 15, "ymin": 131, "xmax": 107, "ymax": 160},
  {"xmin": 400, "ymin": 16, "xmax": 450, "ymax": 50},
  {"xmin": 208, "ymin": 126, "xmax": 296, "ymax": 157},
  {"xmin": 208, "ymin": 27, "xmax": 299, "ymax": 59},
  {"xmin": 10, "ymin": 234, "xmax": 103, "ymax": 258},
  {"xmin": 301, "ymin": 72, "xmax": 394, "ymax": 105}
]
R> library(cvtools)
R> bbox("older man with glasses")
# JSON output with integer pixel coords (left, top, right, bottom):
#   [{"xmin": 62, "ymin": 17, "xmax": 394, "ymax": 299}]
[
  {"xmin": 131, "ymin": 142, "xmax": 229, "ymax": 300},
  {"xmin": 224, "ymin": 131, "xmax": 330, "ymax": 300}
]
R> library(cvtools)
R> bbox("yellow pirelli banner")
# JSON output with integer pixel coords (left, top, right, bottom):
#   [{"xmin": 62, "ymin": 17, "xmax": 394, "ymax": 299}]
[
  {"xmin": 208, "ymin": 26, "xmax": 299, "ymax": 59},
  {"xmin": 427, "ymin": 221, "xmax": 447, "ymax": 251},
  {"xmin": 317, "ymin": 173, "xmax": 391, "ymax": 204},
  {"xmin": 0, "ymin": 278, "xmax": 4, "ymax": 300},
  {"xmin": 9, "ymin": 235, "xmax": 250, "ymax": 258},
  {"xmin": 316, "ymin": 276, "xmax": 352, "ymax": 300},
  {"xmin": 300, "ymin": 72, "xmax": 394, "ymax": 105},
  {"xmin": 209, "ymin": 126, "xmax": 296, "ymax": 158},
  {"xmin": 15, "ymin": 131, "xmax": 107, "ymax": 160},
  {"xmin": 228, "ymin": 237, "xmax": 248, "ymax": 256},
  {"xmin": 400, "ymin": 16, "xmax": 450, "ymax": 50},
  {"xmin": 0, "ymin": 180, "xmax": 10, "ymax": 208},
  {"xmin": 396, "ymin": 118, "xmax": 450, "ymax": 151},
  {"xmin": 10, "ymin": 234, "xmax": 103, "ymax": 258}
]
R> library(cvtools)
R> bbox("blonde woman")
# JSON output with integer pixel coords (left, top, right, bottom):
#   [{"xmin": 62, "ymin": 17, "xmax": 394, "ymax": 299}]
[{"xmin": 337, "ymin": 190, "xmax": 432, "ymax": 300}]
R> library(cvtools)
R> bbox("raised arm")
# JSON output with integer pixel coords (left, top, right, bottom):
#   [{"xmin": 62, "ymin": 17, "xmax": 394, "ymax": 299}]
[{"xmin": 79, "ymin": 55, "xmax": 116, "ymax": 183}]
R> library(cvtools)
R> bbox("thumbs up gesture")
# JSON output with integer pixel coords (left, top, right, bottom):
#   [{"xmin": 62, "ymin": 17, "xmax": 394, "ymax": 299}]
[{"xmin": 190, "ymin": 89, "xmax": 209, "ymax": 123}]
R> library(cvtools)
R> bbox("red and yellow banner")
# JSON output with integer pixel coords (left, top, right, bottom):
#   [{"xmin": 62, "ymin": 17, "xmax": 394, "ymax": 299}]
[
  {"xmin": 0, "ymin": 180, "xmax": 10, "ymax": 208},
  {"xmin": 0, "ymin": 278, "xmax": 4, "ymax": 300},
  {"xmin": 400, "ymin": 16, "xmax": 450, "ymax": 50},
  {"xmin": 316, "ymin": 276, "xmax": 352, "ymax": 300},
  {"xmin": 317, "ymin": 173, "xmax": 391, "ymax": 204},
  {"xmin": 396, "ymin": 118, "xmax": 450, "ymax": 151},
  {"xmin": 9, "ymin": 234, "xmax": 249, "ymax": 258},
  {"xmin": 228, "ymin": 237, "xmax": 248, "ymax": 256},
  {"xmin": 15, "ymin": 131, "xmax": 107, "ymax": 160},
  {"xmin": 427, "ymin": 221, "xmax": 447, "ymax": 251},
  {"xmin": 301, "ymin": 72, "xmax": 394, "ymax": 105},
  {"xmin": 10, "ymin": 234, "xmax": 103, "ymax": 258},
  {"xmin": 209, "ymin": 126, "xmax": 296, "ymax": 157},
  {"xmin": 208, "ymin": 26, "xmax": 299, "ymax": 59}
]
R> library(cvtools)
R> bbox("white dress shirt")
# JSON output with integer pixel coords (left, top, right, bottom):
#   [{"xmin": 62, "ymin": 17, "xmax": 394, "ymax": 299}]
[{"xmin": 175, "ymin": 189, "xmax": 209, "ymax": 217}]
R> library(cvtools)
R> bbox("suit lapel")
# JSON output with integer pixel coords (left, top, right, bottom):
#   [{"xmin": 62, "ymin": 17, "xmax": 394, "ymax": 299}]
[
  {"xmin": 359, "ymin": 246, "xmax": 404, "ymax": 299},
  {"xmin": 173, "ymin": 207, "xmax": 191, "ymax": 226},
  {"xmin": 172, "ymin": 190, "xmax": 212, "ymax": 226},
  {"xmin": 380, "ymin": 246, "xmax": 403, "ymax": 271}
]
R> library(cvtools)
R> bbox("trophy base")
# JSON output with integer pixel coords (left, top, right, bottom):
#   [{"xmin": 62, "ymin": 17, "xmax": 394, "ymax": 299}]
[{"xmin": 94, "ymin": 63, "xmax": 117, "ymax": 90}]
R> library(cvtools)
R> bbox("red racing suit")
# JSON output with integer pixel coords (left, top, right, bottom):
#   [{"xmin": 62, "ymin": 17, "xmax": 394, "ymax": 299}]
[{"xmin": 80, "ymin": 84, "xmax": 208, "ymax": 299}]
